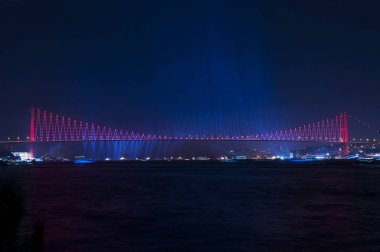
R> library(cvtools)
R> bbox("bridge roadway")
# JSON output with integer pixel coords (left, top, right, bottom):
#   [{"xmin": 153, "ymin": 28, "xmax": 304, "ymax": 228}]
[{"xmin": 0, "ymin": 140, "xmax": 378, "ymax": 144}]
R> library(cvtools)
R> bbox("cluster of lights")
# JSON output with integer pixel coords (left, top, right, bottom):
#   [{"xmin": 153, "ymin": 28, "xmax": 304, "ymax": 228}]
[
  {"xmin": 5, "ymin": 136, "xmax": 30, "ymax": 141},
  {"xmin": 352, "ymin": 138, "xmax": 377, "ymax": 142}
]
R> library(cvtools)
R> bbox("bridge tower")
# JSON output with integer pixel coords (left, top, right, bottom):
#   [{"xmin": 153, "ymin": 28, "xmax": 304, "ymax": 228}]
[
  {"xmin": 30, "ymin": 107, "xmax": 35, "ymax": 158},
  {"xmin": 339, "ymin": 112, "xmax": 349, "ymax": 156}
]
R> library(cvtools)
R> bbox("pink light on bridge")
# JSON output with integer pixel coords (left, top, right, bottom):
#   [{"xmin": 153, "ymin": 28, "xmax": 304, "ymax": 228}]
[{"xmin": 30, "ymin": 108, "xmax": 350, "ymax": 147}]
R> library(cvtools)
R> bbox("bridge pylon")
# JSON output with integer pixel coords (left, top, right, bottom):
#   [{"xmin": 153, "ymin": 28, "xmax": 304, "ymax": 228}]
[
  {"xmin": 339, "ymin": 112, "xmax": 349, "ymax": 156},
  {"xmin": 30, "ymin": 107, "xmax": 35, "ymax": 158}
]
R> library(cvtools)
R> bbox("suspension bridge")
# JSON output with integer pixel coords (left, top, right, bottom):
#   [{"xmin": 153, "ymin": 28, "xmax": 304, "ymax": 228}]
[{"xmin": 1, "ymin": 108, "xmax": 379, "ymax": 157}]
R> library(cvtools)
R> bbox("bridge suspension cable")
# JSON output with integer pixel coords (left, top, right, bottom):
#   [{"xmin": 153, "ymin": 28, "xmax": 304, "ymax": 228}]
[
  {"xmin": 30, "ymin": 108, "xmax": 350, "ymax": 150},
  {"xmin": 348, "ymin": 114, "xmax": 380, "ymax": 135}
]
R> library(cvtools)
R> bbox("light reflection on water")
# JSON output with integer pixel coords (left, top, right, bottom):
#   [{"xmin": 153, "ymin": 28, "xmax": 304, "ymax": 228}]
[{"xmin": 2, "ymin": 163, "xmax": 380, "ymax": 251}]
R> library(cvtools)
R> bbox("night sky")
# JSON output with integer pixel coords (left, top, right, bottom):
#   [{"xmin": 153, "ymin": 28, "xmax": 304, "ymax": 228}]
[{"xmin": 1, "ymin": 0, "xmax": 379, "ymax": 139}]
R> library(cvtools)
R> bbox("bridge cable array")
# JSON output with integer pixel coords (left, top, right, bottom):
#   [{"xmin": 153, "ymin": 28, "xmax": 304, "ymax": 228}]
[{"xmin": 30, "ymin": 108, "xmax": 350, "ymax": 144}]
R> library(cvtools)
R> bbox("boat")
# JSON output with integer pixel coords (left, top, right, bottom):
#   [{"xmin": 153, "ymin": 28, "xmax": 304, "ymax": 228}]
[
  {"xmin": 74, "ymin": 159, "xmax": 95, "ymax": 164},
  {"xmin": 74, "ymin": 156, "xmax": 95, "ymax": 164}
]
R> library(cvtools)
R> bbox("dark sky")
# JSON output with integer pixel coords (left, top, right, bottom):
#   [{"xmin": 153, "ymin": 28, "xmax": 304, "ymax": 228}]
[{"xmin": 1, "ymin": 0, "xmax": 379, "ymax": 139}]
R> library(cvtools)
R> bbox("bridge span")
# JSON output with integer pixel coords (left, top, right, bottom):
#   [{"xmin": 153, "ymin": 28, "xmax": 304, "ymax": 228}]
[{"xmin": 3, "ymin": 108, "xmax": 379, "ymax": 157}]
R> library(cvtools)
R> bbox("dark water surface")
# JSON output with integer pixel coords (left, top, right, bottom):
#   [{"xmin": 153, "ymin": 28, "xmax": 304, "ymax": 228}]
[{"xmin": 2, "ymin": 161, "xmax": 380, "ymax": 251}]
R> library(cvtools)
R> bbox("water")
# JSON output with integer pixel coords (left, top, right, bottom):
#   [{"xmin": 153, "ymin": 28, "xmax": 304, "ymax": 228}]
[{"xmin": 2, "ymin": 162, "xmax": 380, "ymax": 251}]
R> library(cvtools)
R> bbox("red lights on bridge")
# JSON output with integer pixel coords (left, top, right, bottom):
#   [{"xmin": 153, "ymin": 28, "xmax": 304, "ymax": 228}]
[{"xmin": 30, "ymin": 108, "xmax": 350, "ymax": 151}]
